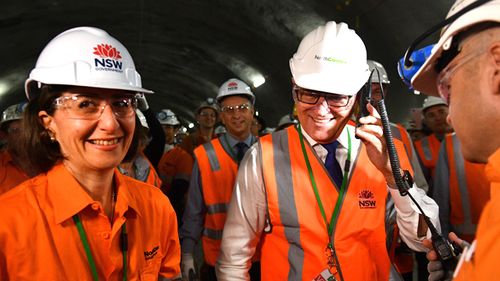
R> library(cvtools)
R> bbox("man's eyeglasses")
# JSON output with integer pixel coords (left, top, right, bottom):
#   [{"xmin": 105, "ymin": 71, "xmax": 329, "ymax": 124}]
[
  {"xmin": 292, "ymin": 86, "xmax": 351, "ymax": 107},
  {"xmin": 437, "ymin": 49, "xmax": 485, "ymax": 104},
  {"xmin": 220, "ymin": 103, "xmax": 251, "ymax": 114},
  {"xmin": 52, "ymin": 95, "xmax": 137, "ymax": 120}
]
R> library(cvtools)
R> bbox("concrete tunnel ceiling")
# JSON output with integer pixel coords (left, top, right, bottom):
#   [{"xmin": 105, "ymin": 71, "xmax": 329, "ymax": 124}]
[{"xmin": 0, "ymin": 0, "xmax": 454, "ymax": 128}]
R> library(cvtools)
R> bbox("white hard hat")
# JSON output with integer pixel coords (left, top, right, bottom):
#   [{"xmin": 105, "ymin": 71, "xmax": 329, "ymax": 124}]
[
  {"xmin": 1, "ymin": 102, "xmax": 27, "ymax": 129},
  {"xmin": 367, "ymin": 60, "xmax": 390, "ymax": 84},
  {"xmin": 157, "ymin": 109, "xmax": 180, "ymax": 126},
  {"xmin": 196, "ymin": 98, "xmax": 218, "ymax": 114},
  {"xmin": 214, "ymin": 125, "xmax": 227, "ymax": 135},
  {"xmin": 289, "ymin": 21, "xmax": 370, "ymax": 96},
  {"xmin": 412, "ymin": 0, "xmax": 500, "ymax": 95},
  {"xmin": 422, "ymin": 96, "xmax": 448, "ymax": 112},
  {"xmin": 25, "ymin": 26, "xmax": 153, "ymax": 100},
  {"xmin": 217, "ymin": 78, "xmax": 255, "ymax": 104},
  {"xmin": 277, "ymin": 114, "xmax": 298, "ymax": 128},
  {"xmin": 135, "ymin": 110, "xmax": 149, "ymax": 129}
]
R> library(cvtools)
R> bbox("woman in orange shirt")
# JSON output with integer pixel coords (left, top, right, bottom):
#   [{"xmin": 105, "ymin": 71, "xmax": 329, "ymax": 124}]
[{"xmin": 0, "ymin": 27, "xmax": 181, "ymax": 280}]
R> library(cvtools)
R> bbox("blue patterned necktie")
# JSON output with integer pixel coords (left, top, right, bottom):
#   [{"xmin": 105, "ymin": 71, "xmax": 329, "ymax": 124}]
[{"xmin": 321, "ymin": 141, "xmax": 343, "ymax": 188}]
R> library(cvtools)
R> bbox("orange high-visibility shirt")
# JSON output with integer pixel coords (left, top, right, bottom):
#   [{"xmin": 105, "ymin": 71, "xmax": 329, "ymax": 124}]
[
  {"xmin": 0, "ymin": 151, "xmax": 29, "ymax": 195},
  {"xmin": 0, "ymin": 163, "xmax": 180, "ymax": 280},
  {"xmin": 453, "ymin": 148, "xmax": 500, "ymax": 280},
  {"xmin": 158, "ymin": 147, "xmax": 194, "ymax": 192}
]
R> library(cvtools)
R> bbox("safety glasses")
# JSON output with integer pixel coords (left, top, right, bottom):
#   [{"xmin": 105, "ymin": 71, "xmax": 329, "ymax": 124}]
[
  {"xmin": 220, "ymin": 103, "xmax": 251, "ymax": 114},
  {"xmin": 52, "ymin": 94, "xmax": 137, "ymax": 120},
  {"xmin": 292, "ymin": 86, "xmax": 351, "ymax": 107},
  {"xmin": 437, "ymin": 50, "xmax": 485, "ymax": 104}
]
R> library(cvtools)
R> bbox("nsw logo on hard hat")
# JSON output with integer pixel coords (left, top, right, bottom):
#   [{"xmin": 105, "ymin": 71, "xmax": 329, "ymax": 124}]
[
  {"xmin": 93, "ymin": 44, "xmax": 123, "ymax": 73},
  {"xmin": 227, "ymin": 81, "xmax": 239, "ymax": 91}
]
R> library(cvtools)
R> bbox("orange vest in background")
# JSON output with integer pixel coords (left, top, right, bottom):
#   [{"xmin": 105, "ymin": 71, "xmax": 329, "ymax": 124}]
[
  {"xmin": 436, "ymin": 134, "xmax": 490, "ymax": 242},
  {"xmin": 415, "ymin": 134, "xmax": 441, "ymax": 178},
  {"xmin": 194, "ymin": 138, "xmax": 238, "ymax": 266},
  {"xmin": 258, "ymin": 125, "xmax": 412, "ymax": 281},
  {"xmin": 0, "ymin": 151, "xmax": 29, "ymax": 195}
]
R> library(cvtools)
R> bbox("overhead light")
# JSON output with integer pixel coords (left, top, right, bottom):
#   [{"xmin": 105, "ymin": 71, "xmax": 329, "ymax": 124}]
[
  {"xmin": 0, "ymin": 81, "xmax": 9, "ymax": 96},
  {"xmin": 250, "ymin": 74, "xmax": 265, "ymax": 88}
]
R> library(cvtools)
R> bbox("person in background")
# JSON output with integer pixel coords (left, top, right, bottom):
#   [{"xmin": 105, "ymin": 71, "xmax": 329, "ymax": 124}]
[
  {"xmin": 251, "ymin": 114, "xmax": 266, "ymax": 137},
  {"xmin": 180, "ymin": 98, "xmax": 218, "ymax": 158},
  {"xmin": 414, "ymin": 96, "xmax": 453, "ymax": 194},
  {"xmin": 158, "ymin": 108, "xmax": 181, "ymax": 153},
  {"xmin": 216, "ymin": 21, "xmax": 439, "ymax": 281},
  {"xmin": 406, "ymin": 0, "xmax": 500, "ymax": 279},
  {"xmin": 275, "ymin": 113, "xmax": 298, "ymax": 131},
  {"xmin": 434, "ymin": 133, "xmax": 490, "ymax": 243},
  {"xmin": 180, "ymin": 78, "xmax": 260, "ymax": 281},
  {"xmin": 0, "ymin": 102, "xmax": 33, "ymax": 194},
  {"xmin": 118, "ymin": 109, "xmax": 162, "ymax": 188},
  {"xmin": 0, "ymin": 26, "xmax": 180, "ymax": 280}
]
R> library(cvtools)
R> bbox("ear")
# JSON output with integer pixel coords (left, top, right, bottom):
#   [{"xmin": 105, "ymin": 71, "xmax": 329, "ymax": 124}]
[
  {"xmin": 490, "ymin": 42, "xmax": 500, "ymax": 95},
  {"xmin": 39, "ymin": 110, "xmax": 54, "ymax": 131}
]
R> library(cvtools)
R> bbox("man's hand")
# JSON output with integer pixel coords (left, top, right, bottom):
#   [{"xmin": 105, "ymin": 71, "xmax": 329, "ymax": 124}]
[
  {"xmin": 181, "ymin": 252, "xmax": 197, "ymax": 281},
  {"xmin": 354, "ymin": 103, "xmax": 394, "ymax": 184},
  {"xmin": 423, "ymin": 232, "xmax": 469, "ymax": 281}
]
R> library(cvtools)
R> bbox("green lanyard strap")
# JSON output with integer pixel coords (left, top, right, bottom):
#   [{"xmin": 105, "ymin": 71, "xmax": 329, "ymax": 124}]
[
  {"xmin": 73, "ymin": 215, "xmax": 128, "ymax": 281},
  {"xmin": 297, "ymin": 124, "xmax": 351, "ymax": 238}
]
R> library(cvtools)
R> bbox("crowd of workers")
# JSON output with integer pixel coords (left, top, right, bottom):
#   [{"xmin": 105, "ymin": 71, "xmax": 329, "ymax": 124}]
[{"xmin": 0, "ymin": 0, "xmax": 499, "ymax": 280}]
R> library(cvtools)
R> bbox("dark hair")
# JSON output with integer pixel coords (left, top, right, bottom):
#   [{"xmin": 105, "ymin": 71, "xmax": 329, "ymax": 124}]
[
  {"xmin": 19, "ymin": 84, "xmax": 140, "ymax": 174},
  {"xmin": 122, "ymin": 115, "xmax": 143, "ymax": 163}
]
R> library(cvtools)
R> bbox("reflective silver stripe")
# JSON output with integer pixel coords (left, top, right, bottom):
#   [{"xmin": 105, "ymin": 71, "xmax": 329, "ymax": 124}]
[
  {"xmin": 206, "ymin": 203, "xmax": 228, "ymax": 214},
  {"xmin": 451, "ymin": 134, "xmax": 476, "ymax": 235},
  {"xmin": 203, "ymin": 142, "xmax": 220, "ymax": 171},
  {"xmin": 421, "ymin": 137, "xmax": 433, "ymax": 161},
  {"xmin": 203, "ymin": 227, "xmax": 223, "ymax": 240},
  {"xmin": 272, "ymin": 130, "xmax": 304, "ymax": 281},
  {"xmin": 390, "ymin": 124, "xmax": 411, "ymax": 158}
]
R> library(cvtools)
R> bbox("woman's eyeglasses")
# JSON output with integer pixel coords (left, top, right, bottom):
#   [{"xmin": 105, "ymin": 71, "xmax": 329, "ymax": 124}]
[{"xmin": 52, "ymin": 95, "xmax": 137, "ymax": 120}]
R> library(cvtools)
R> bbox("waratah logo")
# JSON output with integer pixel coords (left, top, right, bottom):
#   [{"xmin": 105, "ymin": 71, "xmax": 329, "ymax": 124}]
[
  {"xmin": 93, "ymin": 43, "xmax": 123, "ymax": 72},
  {"xmin": 358, "ymin": 189, "xmax": 376, "ymax": 209},
  {"xmin": 93, "ymin": 44, "xmax": 122, "ymax": 59}
]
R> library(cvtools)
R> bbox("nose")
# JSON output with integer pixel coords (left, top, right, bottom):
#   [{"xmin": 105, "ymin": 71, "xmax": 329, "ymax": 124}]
[
  {"xmin": 314, "ymin": 96, "xmax": 331, "ymax": 114},
  {"xmin": 97, "ymin": 103, "xmax": 120, "ymax": 130}
]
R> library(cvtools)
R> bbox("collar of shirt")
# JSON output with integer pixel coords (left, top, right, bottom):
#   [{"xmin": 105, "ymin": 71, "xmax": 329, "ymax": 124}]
[
  {"xmin": 48, "ymin": 163, "xmax": 142, "ymax": 224},
  {"xmin": 224, "ymin": 133, "xmax": 254, "ymax": 150},
  {"xmin": 486, "ymin": 147, "xmax": 500, "ymax": 182},
  {"xmin": 300, "ymin": 124, "xmax": 360, "ymax": 171}
]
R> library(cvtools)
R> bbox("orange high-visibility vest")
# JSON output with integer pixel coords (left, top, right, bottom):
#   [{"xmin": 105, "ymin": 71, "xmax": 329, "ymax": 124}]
[
  {"xmin": 415, "ymin": 134, "xmax": 441, "ymax": 179},
  {"xmin": 434, "ymin": 133, "xmax": 490, "ymax": 242},
  {"xmin": 194, "ymin": 137, "xmax": 238, "ymax": 266},
  {"xmin": 259, "ymin": 125, "xmax": 412, "ymax": 281}
]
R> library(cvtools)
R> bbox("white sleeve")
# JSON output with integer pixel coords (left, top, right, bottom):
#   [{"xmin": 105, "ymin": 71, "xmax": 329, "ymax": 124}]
[
  {"xmin": 215, "ymin": 144, "xmax": 267, "ymax": 281},
  {"xmin": 389, "ymin": 183, "xmax": 441, "ymax": 252}
]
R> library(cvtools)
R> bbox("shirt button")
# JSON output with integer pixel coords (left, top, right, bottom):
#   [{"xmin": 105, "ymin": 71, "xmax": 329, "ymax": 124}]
[
  {"xmin": 91, "ymin": 203, "xmax": 99, "ymax": 210},
  {"xmin": 101, "ymin": 232, "xmax": 110, "ymax": 239}
]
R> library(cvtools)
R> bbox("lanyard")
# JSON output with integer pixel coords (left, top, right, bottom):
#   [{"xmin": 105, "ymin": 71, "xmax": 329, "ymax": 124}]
[
  {"xmin": 73, "ymin": 215, "xmax": 128, "ymax": 281},
  {"xmin": 297, "ymin": 124, "xmax": 351, "ymax": 238}
]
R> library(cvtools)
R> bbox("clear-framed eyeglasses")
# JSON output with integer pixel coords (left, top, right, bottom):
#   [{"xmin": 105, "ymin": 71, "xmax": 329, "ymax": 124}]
[
  {"xmin": 52, "ymin": 94, "xmax": 138, "ymax": 120},
  {"xmin": 437, "ymin": 49, "xmax": 485, "ymax": 104},
  {"xmin": 292, "ymin": 86, "xmax": 351, "ymax": 107},
  {"xmin": 220, "ymin": 103, "xmax": 251, "ymax": 114}
]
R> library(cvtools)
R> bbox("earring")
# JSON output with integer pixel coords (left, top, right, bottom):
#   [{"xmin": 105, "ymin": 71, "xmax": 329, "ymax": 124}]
[{"xmin": 47, "ymin": 130, "xmax": 56, "ymax": 142}]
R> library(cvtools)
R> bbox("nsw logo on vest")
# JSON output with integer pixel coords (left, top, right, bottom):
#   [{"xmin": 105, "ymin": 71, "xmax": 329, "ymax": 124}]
[
  {"xmin": 93, "ymin": 43, "xmax": 123, "ymax": 73},
  {"xmin": 358, "ymin": 189, "xmax": 376, "ymax": 209}
]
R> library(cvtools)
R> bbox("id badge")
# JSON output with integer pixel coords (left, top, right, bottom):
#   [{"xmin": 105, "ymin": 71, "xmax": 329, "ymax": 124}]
[{"xmin": 312, "ymin": 269, "xmax": 336, "ymax": 281}]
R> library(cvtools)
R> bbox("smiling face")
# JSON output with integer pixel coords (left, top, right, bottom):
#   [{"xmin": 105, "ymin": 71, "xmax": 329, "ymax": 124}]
[
  {"xmin": 40, "ymin": 87, "xmax": 136, "ymax": 173},
  {"xmin": 294, "ymin": 89, "xmax": 355, "ymax": 143},
  {"xmin": 219, "ymin": 95, "xmax": 254, "ymax": 140}
]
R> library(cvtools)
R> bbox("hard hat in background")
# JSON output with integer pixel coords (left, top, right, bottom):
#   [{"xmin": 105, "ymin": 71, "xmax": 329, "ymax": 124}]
[
  {"xmin": 1, "ymin": 102, "xmax": 27, "ymax": 130},
  {"xmin": 217, "ymin": 78, "xmax": 255, "ymax": 104},
  {"xmin": 196, "ymin": 97, "xmax": 218, "ymax": 114},
  {"xmin": 214, "ymin": 125, "xmax": 227, "ymax": 135},
  {"xmin": 367, "ymin": 60, "xmax": 390, "ymax": 84},
  {"xmin": 422, "ymin": 96, "xmax": 448, "ymax": 112},
  {"xmin": 412, "ymin": 0, "xmax": 500, "ymax": 95},
  {"xmin": 289, "ymin": 21, "xmax": 370, "ymax": 96},
  {"xmin": 25, "ymin": 26, "xmax": 153, "ymax": 100},
  {"xmin": 157, "ymin": 109, "xmax": 180, "ymax": 126},
  {"xmin": 276, "ymin": 114, "xmax": 298, "ymax": 130},
  {"xmin": 135, "ymin": 110, "xmax": 149, "ymax": 129}
]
